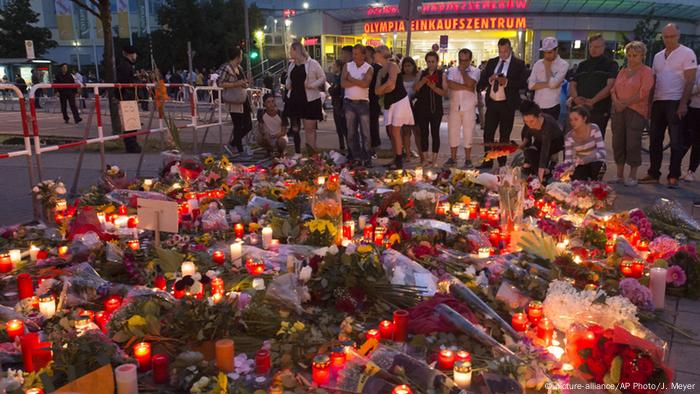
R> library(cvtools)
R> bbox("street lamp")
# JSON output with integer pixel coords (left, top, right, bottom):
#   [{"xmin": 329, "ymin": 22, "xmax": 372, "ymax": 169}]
[
  {"xmin": 302, "ymin": 2, "xmax": 309, "ymax": 9},
  {"xmin": 73, "ymin": 41, "xmax": 81, "ymax": 72},
  {"xmin": 255, "ymin": 29, "xmax": 265, "ymax": 75}
]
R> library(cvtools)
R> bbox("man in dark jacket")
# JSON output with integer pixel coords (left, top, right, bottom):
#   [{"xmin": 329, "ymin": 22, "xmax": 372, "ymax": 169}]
[
  {"xmin": 116, "ymin": 45, "xmax": 141, "ymax": 153},
  {"xmin": 477, "ymin": 38, "xmax": 527, "ymax": 169},
  {"xmin": 54, "ymin": 64, "xmax": 82, "ymax": 124}
]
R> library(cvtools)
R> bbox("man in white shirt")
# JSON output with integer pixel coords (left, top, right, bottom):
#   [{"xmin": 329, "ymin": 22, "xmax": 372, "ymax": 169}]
[
  {"xmin": 341, "ymin": 44, "xmax": 374, "ymax": 166},
  {"xmin": 640, "ymin": 23, "xmax": 697, "ymax": 188},
  {"xmin": 528, "ymin": 37, "xmax": 569, "ymax": 122},
  {"xmin": 682, "ymin": 65, "xmax": 700, "ymax": 181},
  {"xmin": 257, "ymin": 93, "xmax": 288, "ymax": 157},
  {"xmin": 446, "ymin": 48, "xmax": 481, "ymax": 168}
]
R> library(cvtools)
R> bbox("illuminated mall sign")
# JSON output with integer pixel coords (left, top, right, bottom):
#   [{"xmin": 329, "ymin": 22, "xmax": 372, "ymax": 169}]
[
  {"xmin": 366, "ymin": 0, "xmax": 528, "ymax": 16},
  {"xmin": 363, "ymin": 16, "xmax": 527, "ymax": 33}
]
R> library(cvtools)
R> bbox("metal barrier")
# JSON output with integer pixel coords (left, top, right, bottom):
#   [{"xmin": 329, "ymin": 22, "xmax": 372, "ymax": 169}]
[{"xmin": 0, "ymin": 83, "xmax": 36, "ymax": 193}]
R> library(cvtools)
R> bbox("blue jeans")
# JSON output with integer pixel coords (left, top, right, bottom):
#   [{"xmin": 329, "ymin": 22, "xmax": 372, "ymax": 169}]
[
  {"xmin": 648, "ymin": 100, "xmax": 684, "ymax": 179},
  {"xmin": 344, "ymin": 99, "xmax": 371, "ymax": 161}
]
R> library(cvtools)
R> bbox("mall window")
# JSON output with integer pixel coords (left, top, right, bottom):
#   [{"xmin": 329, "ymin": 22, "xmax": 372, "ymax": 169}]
[
  {"xmin": 571, "ymin": 40, "xmax": 586, "ymax": 59},
  {"xmin": 558, "ymin": 41, "xmax": 572, "ymax": 59}
]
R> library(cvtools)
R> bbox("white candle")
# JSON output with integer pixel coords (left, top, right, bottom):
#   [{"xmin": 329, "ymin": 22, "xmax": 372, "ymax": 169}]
[
  {"xmin": 229, "ymin": 240, "xmax": 243, "ymax": 267},
  {"xmin": 453, "ymin": 360, "xmax": 472, "ymax": 389},
  {"xmin": 9, "ymin": 249, "xmax": 21, "ymax": 266},
  {"xmin": 55, "ymin": 198, "xmax": 67, "ymax": 212},
  {"xmin": 649, "ymin": 267, "xmax": 667, "ymax": 309},
  {"xmin": 39, "ymin": 295, "xmax": 56, "ymax": 318},
  {"xmin": 114, "ymin": 216, "xmax": 128, "ymax": 228},
  {"xmin": 143, "ymin": 179, "xmax": 153, "ymax": 191},
  {"xmin": 29, "ymin": 245, "xmax": 40, "ymax": 262},
  {"xmin": 181, "ymin": 261, "xmax": 196, "ymax": 277},
  {"xmin": 415, "ymin": 167, "xmax": 423, "ymax": 180},
  {"xmin": 547, "ymin": 346, "xmax": 565, "ymax": 360},
  {"xmin": 358, "ymin": 215, "xmax": 367, "ymax": 230},
  {"xmin": 458, "ymin": 209, "xmax": 469, "ymax": 220},
  {"xmin": 317, "ymin": 176, "xmax": 326, "ymax": 186},
  {"xmin": 262, "ymin": 226, "xmax": 273, "ymax": 250},
  {"xmin": 252, "ymin": 277, "xmax": 265, "ymax": 290},
  {"xmin": 477, "ymin": 247, "xmax": 491, "ymax": 259},
  {"xmin": 115, "ymin": 363, "xmax": 138, "ymax": 394}
]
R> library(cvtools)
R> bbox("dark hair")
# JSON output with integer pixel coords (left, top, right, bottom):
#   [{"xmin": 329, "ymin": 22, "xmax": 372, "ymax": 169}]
[
  {"xmin": 262, "ymin": 93, "xmax": 274, "ymax": 103},
  {"xmin": 570, "ymin": 106, "xmax": 591, "ymax": 122},
  {"xmin": 353, "ymin": 43, "xmax": 366, "ymax": 54},
  {"xmin": 588, "ymin": 33, "xmax": 604, "ymax": 44},
  {"xmin": 365, "ymin": 46, "xmax": 375, "ymax": 55},
  {"xmin": 425, "ymin": 51, "xmax": 439, "ymax": 62},
  {"xmin": 341, "ymin": 45, "xmax": 354, "ymax": 54},
  {"xmin": 59, "ymin": 63, "xmax": 68, "ymax": 67},
  {"xmin": 334, "ymin": 59, "xmax": 344, "ymax": 70},
  {"xmin": 497, "ymin": 38, "xmax": 511, "ymax": 47},
  {"xmin": 519, "ymin": 100, "xmax": 542, "ymax": 117},
  {"xmin": 229, "ymin": 46, "xmax": 243, "ymax": 60},
  {"xmin": 400, "ymin": 56, "xmax": 418, "ymax": 76},
  {"xmin": 458, "ymin": 48, "xmax": 473, "ymax": 60}
]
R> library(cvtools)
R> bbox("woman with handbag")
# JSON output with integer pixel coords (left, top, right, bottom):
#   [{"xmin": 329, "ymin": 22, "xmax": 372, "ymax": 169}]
[
  {"xmin": 218, "ymin": 46, "xmax": 252, "ymax": 156},
  {"xmin": 285, "ymin": 42, "xmax": 326, "ymax": 153}
]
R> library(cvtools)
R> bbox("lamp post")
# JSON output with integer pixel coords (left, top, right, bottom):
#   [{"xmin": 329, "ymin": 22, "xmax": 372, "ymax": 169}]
[
  {"xmin": 73, "ymin": 41, "xmax": 82, "ymax": 72},
  {"xmin": 284, "ymin": 19, "xmax": 292, "ymax": 60},
  {"xmin": 255, "ymin": 30, "xmax": 265, "ymax": 76}
]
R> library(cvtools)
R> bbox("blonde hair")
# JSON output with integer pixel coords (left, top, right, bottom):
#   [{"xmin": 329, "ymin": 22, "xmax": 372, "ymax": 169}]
[
  {"xmin": 624, "ymin": 41, "xmax": 647, "ymax": 57},
  {"xmin": 376, "ymin": 45, "xmax": 392, "ymax": 60},
  {"xmin": 290, "ymin": 42, "xmax": 309, "ymax": 59}
]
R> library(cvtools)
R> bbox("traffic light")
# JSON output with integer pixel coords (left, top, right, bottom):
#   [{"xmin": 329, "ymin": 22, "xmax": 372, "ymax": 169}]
[{"xmin": 249, "ymin": 49, "xmax": 259, "ymax": 60}]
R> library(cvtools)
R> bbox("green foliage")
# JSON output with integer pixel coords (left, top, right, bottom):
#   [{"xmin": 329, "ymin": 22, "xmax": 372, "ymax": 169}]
[
  {"xmin": 0, "ymin": 0, "xmax": 57, "ymax": 58},
  {"xmin": 623, "ymin": 8, "xmax": 661, "ymax": 65},
  {"xmin": 108, "ymin": 298, "xmax": 165, "ymax": 343},
  {"xmin": 162, "ymin": 297, "xmax": 244, "ymax": 343}
]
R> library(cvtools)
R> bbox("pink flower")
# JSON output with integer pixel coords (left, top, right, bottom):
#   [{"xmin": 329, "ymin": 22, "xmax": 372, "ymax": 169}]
[
  {"xmin": 619, "ymin": 278, "xmax": 653, "ymax": 309},
  {"xmin": 666, "ymin": 265, "xmax": 687, "ymax": 287},
  {"xmin": 648, "ymin": 236, "xmax": 680, "ymax": 259}
]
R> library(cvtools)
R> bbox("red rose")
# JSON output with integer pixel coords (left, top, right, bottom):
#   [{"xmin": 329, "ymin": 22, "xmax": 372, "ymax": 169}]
[
  {"xmin": 592, "ymin": 187, "xmax": 608, "ymax": 200},
  {"xmin": 621, "ymin": 347, "xmax": 637, "ymax": 362},
  {"xmin": 587, "ymin": 358, "xmax": 607, "ymax": 383},
  {"xmin": 637, "ymin": 355, "xmax": 654, "ymax": 376},
  {"xmin": 603, "ymin": 342, "xmax": 621, "ymax": 365},
  {"xmin": 309, "ymin": 255, "xmax": 323, "ymax": 272}
]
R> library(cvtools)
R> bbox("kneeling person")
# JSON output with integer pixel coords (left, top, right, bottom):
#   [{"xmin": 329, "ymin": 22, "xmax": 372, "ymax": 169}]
[
  {"xmin": 519, "ymin": 100, "xmax": 565, "ymax": 180},
  {"xmin": 257, "ymin": 93, "xmax": 288, "ymax": 157}
]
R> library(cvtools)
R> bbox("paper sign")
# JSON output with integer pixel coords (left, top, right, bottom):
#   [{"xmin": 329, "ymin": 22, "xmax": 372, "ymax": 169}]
[
  {"xmin": 25, "ymin": 40, "xmax": 35, "ymax": 60},
  {"xmin": 137, "ymin": 198, "xmax": 179, "ymax": 233},
  {"xmin": 53, "ymin": 364, "xmax": 114, "ymax": 393}
]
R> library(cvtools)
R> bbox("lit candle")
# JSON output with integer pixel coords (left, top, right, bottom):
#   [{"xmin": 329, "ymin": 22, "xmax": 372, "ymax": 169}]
[
  {"xmin": 650, "ymin": 267, "xmax": 667, "ymax": 310},
  {"xmin": 393, "ymin": 309, "xmax": 409, "ymax": 342},
  {"xmin": 527, "ymin": 301, "xmax": 543, "ymax": 325},
  {"xmin": 74, "ymin": 316, "xmax": 91, "ymax": 332},
  {"xmin": 453, "ymin": 360, "xmax": 472, "ymax": 389},
  {"xmin": 95, "ymin": 311, "xmax": 109, "ymax": 331},
  {"xmin": 620, "ymin": 261, "xmax": 635, "ymax": 277},
  {"xmin": 331, "ymin": 347, "xmax": 346, "ymax": 372},
  {"xmin": 39, "ymin": 294, "xmax": 56, "ymax": 318},
  {"xmin": 9, "ymin": 249, "xmax": 21, "ymax": 266},
  {"xmin": 127, "ymin": 217, "xmax": 138, "ymax": 229},
  {"xmin": 632, "ymin": 260, "xmax": 646, "ymax": 278},
  {"xmin": 17, "ymin": 273, "xmax": 34, "ymax": 300},
  {"xmin": 154, "ymin": 275, "xmax": 167, "ymax": 291},
  {"xmin": 114, "ymin": 363, "xmax": 138, "ymax": 394},
  {"xmin": 537, "ymin": 318, "xmax": 554, "ymax": 345},
  {"xmin": 477, "ymin": 247, "xmax": 491, "ymax": 258},
  {"xmin": 25, "ymin": 388, "xmax": 45, "ymax": 394},
  {"xmin": 262, "ymin": 226, "xmax": 273, "ymax": 250},
  {"xmin": 606, "ymin": 240, "xmax": 615, "ymax": 254},
  {"xmin": 211, "ymin": 277, "xmax": 225, "ymax": 295},
  {"xmin": 215, "ymin": 339, "xmax": 235, "ymax": 372},
  {"xmin": 358, "ymin": 215, "xmax": 367, "ymax": 230},
  {"xmin": 374, "ymin": 226, "xmax": 386, "ymax": 246},
  {"xmin": 143, "ymin": 179, "xmax": 153, "ymax": 191},
  {"xmin": 637, "ymin": 240, "xmax": 649, "ymax": 252},
  {"xmin": 55, "ymin": 198, "xmax": 67, "ymax": 212},
  {"xmin": 29, "ymin": 245, "xmax": 40, "ymax": 262},
  {"xmin": 181, "ymin": 261, "xmax": 196, "ymax": 277},
  {"xmin": 437, "ymin": 349, "xmax": 455, "ymax": 369},
  {"xmin": 479, "ymin": 208, "xmax": 488, "ymax": 220},
  {"xmin": 312, "ymin": 354, "xmax": 331, "ymax": 386},
  {"xmin": 459, "ymin": 207, "xmax": 469, "ymax": 220},
  {"xmin": 246, "ymin": 258, "xmax": 265, "ymax": 276},
  {"xmin": 229, "ymin": 239, "xmax": 243, "ymax": 266},
  {"xmin": 212, "ymin": 250, "xmax": 225, "ymax": 265},
  {"xmin": 343, "ymin": 220, "xmax": 355, "ymax": 240},
  {"xmin": 365, "ymin": 329, "xmax": 381, "ymax": 341},
  {"xmin": 252, "ymin": 277, "xmax": 265, "ymax": 290},
  {"xmin": 317, "ymin": 176, "xmax": 326, "ymax": 186},
  {"xmin": 113, "ymin": 216, "xmax": 129, "ymax": 229},
  {"xmin": 234, "ymin": 223, "xmax": 245, "ymax": 239},
  {"xmin": 547, "ymin": 345, "xmax": 565, "ymax": 360},
  {"xmin": 363, "ymin": 225, "xmax": 374, "ymax": 241},
  {"xmin": 451, "ymin": 202, "xmax": 463, "ymax": 216},
  {"xmin": 134, "ymin": 342, "xmax": 152, "ymax": 371},
  {"xmin": 57, "ymin": 245, "xmax": 69, "ymax": 258},
  {"xmin": 468, "ymin": 202, "xmax": 479, "ymax": 219},
  {"xmin": 511, "ymin": 312, "xmax": 528, "ymax": 332},
  {"xmin": 455, "ymin": 350, "xmax": 471, "ymax": 362},
  {"xmin": 378, "ymin": 320, "xmax": 394, "ymax": 340},
  {"xmin": 104, "ymin": 295, "xmax": 122, "ymax": 314},
  {"xmin": 127, "ymin": 239, "xmax": 140, "ymax": 251},
  {"xmin": 0, "ymin": 253, "xmax": 12, "ymax": 273},
  {"xmin": 255, "ymin": 348, "xmax": 271, "ymax": 374},
  {"xmin": 415, "ymin": 167, "xmax": 423, "ymax": 180},
  {"xmin": 5, "ymin": 319, "xmax": 24, "ymax": 341},
  {"xmin": 152, "ymin": 354, "xmax": 169, "ymax": 384},
  {"xmin": 392, "ymin": 385, "xmax": 413, "ymax": 394},
  {"xmin": 270, "ymin": 239, "xmax": 280, "ymax": 251}
]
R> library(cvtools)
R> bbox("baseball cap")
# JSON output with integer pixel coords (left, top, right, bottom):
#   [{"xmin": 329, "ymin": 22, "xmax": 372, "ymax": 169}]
[{"xmin": 539, "ymin": 37, "xmax": 558, "ymax": 51}]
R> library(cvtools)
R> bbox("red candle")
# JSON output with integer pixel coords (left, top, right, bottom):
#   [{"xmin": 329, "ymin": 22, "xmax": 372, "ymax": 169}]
[
  {"xmin": 95, "ymin": 311, "xmax": 109, "ymax": 331},
  {"xmin": 392, "ymin": 385, "xmax": 413, "ymax": 394},
  {"xmin": 0, "ymin": 253, "xmax": 12, "ymax": 273},
  {"xmin": 245, "ymin": 258, "xmax": 265, "ymax": 276},
  {"xmin": 5, "ymin": 319, "xmax": 24, "ymax": 341},
  {"xmin": 364, "ymin": 225, "xmax": 374, "ymax": 241},
  {"xmin": 234, "ymin": 223, "xmax": 245, "ymax": 238},
  {"xmin": 489, "ymin": 229, "xmax": 501, "ymax": 246},
  {"xmin": 606, "ymin": 240, "xmax": 615, "ymax": 254},
  {"xmin": 331, "ymin": 348, "xmax": 346, "ymax": 370},
  {"xmin": 393, "ymin": 309, "xmax": 409, "ymax": 342},
  {"xmin": 25, "ymin": 388, "xmax": 45, "ymax": 394},
  {"xmin": 455, "ymin": 350, "xmax": 472, "ymax": 362},
  {"xmin": 127, "ymin": 239, "xmax": 140, "ymax": 251},
  {"xmin": 631, "ymin": 260, "xmax": 645, "ymax": 278},
  {"xmin": 211, "ymin": 277, "xmax": 225, "ymax": 295},
  {"xmin": 212, "ymin": 250, "xmax": 226, "ymax": 265},
  {"xmin": 511, "ymin": 313, "xmax": 528, "ymax": 332},
  {"xmin": 103, "ymin": 295, "xmax": 122, "ymax": 314},
  {"xmin": 17, "ymin": 273, "xmax": 34, "ymax": 300},
  {"xmin": 378, "ymin": 320, "xmax": 394, "ymax": 340},
  {"xmin": 134, "ymin": 342, "xmax": 152, "ymax": 371},
  {"xmin": 365, "ymin": 329, "xmax": 381, "ymax": 341},
  {"xmin": 154, "ymin": 275, "xmax": 167, "ymax": 291},
  {"xmin": 620, "ymin": 261, "xmax": 635, "ymax": 277},
  {"xmin": 637, "ymin": 240, "xmax": 649, "ymax": 251},
  {"xmin": 437, "ymin": 349, "xmax": 455, "ymax": 370},
  {"xmin": 127, "ymin": 217, "xmax": 138, "ymax": 228},
  {"xmin": 173, "ymin": 288, "xmax": 185, "ymax": 299},
  {"xmin": 152, "ymin": 354, "xmax": 169, "ymax": 384},
  {"xmin": 374, "ymin": 226, "xmax": 386, "ymax": 246},
  {"xmin": 118, "ymin": 205, "xmax": 128, "ymax": 215},
  {"xmin": 436, "ymin": 205, "xmax": 446, "ymax": 215},
  {"xmin": 527, "ymin": 301, "xmax": 543, "ymax": 325},
  {"xmin": 31, "ymin": 342, "xmax": 52, "ymax": 370},
  {"xmin": 21, "ymin": 333, "xmax": 39, "ymax": 372},
  {"xmin": 537, "ymin": 318, "xmax": 554, "ymax": 345},
  {"xmin": 479, "ymin": 208, "xmax": 488, "ymax": 220},
  {"xmin": 255, "ymin": 349, "xmax": 271, "ymax": 374},
  {"xmin": 312, "ymin": 354, "xmax": 331, "ymax": 386}
]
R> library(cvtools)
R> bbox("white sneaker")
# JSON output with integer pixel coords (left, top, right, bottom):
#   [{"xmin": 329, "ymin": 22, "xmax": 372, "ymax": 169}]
[
  {"xmin": 624, "ymin": 178, "xmax": 638, "ymax": 187},
  {"xmin": 683, "ymin": 171, "xmax": 695, "ymax": 182}
]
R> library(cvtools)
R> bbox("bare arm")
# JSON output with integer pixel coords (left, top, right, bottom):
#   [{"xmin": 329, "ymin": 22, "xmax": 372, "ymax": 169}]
[
  {"xmin": 588, "ymin": 78, "xmax": 615, "ymax": 106},
  {"xmin": 428, "ymin": 73, "xmax": 447, "ymax": 97},
  {"xmin": 375, "ymin": 63, "xmax": 398, "ymax": 96},
  {"xmin": 678, "ymin": 67, "xmax": 698, "ymax": 117},
  {"xmin": 340, "ymin": 65, "xmax": 352, "ymax": 89}
]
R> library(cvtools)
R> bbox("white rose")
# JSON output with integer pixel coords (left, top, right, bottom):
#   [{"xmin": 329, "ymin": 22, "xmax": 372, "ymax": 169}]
[
  {"xmin": 299, "ymin": 265, "xmax": 313, "ymax": 282},
  {"xmin": 32, "ymin": 186, "xmax": 39, "ymax": 193},
  {"xmin": 328, "ymin": 245, "xmax": 339, "ymax": 255},
  {"xmin": 56, "ymin": 186, "xmax": 67, "ymax": 195}
]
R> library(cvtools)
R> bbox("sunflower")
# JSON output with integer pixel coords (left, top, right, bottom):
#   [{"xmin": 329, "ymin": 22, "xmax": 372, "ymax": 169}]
[
  {"xmin": 220, "ymin": 156, "xmax": 230, "ymax": 168},
  {"xmin": 357, "ymin": 244, "xmax": 373, "ymax": 254},
  {"xmin": 203, "ymin": 156, "xmax": 215, "ymax": 166},
  {"xmin": 221, "ymin": 183, "xmax": 231, "ymax": 193}
]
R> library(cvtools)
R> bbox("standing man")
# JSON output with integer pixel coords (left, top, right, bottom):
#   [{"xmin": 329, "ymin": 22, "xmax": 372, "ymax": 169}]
[
  {"xmin": 569, "ymin": 33, "xmax": 618, "ymax": 137},
  {"xmin": 342, "ymin": 44, "xmax": 374, "ymax": 167},
  {"xmin": 476, "ymin": 38, "xmax": 527, "ymax": 169},
  {"xmin": 329, "ymin": 45, "xmax": 353, "ymax": 152},
  {"xmin": 31, "ymin": 69, "xmax": 43, "ymax": 109},
  {"xmin": 446, "ymin": 48, "xmax": 480, "ymax": 168},
  {"xmin": 640, "ymin": 23, "xmax": 697, "ymax": 188},
  {"xmin": 54, "ymin": 64, "xmax": 82, "ymax": 124},
  {"xmin": 116, "ymin": 45, "xmax": 142, "ymax": 153},
  {"xmin": 365, "ymin": 46, "xmax": 382, "ymax": 153},
  {"xmin": 528, "ymin": 37, "xmax": 569, "ymax": 121}
]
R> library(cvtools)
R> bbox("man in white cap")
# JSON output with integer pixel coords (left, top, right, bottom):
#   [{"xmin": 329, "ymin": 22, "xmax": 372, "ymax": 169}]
[{"xmin": 528, "ymin": 37, "xmax": 570, "ymax": 122}]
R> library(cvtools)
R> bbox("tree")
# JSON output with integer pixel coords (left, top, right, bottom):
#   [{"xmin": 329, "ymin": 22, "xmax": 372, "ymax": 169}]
[
  {"xmin": 0, "ymin": 0, "xmax": 57, "ymax": 58},
  {"xmin": 624, "ymin": 8, "xmax": 660, "ymax": 65}
]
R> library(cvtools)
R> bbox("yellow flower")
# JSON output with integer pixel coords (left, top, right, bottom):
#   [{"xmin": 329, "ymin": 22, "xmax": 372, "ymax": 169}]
[
  {"xmin": 460, "ymin": 196, "xmax": 472, "ymax": 205},
  {"xmin": 388, "ymin": 233, "xmax": 401, "ymax": 246},
  {"xmin": 249, "ymin": 223, "xmax": 260, "ymax": 233},
  {"xmin": 293, "ymin": 321, "xmax": 305, "ymax": 331},
  {"xmin": 204, "ymin": 156, "xmax": 215, "ymax": 166},
  {"xmin": 221, "ymin": 184, "xmax": 231, "ymax": 193},
  {"xmin": 357, "ymin": 245, "xmax": 373, "ymax": 254},
  {"xmin": 220, "ymin": 156, "xmax": 230, "ymax": 168}
]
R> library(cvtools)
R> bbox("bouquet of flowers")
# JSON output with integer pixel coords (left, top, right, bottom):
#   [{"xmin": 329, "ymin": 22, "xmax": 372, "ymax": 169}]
[
  {"xmin": 303, "ymin": 219, "xmax": 338, "ymax": 247},
  {"xmin": 546, "ymin": 181, "xmax": 615, "ymax": 212}
]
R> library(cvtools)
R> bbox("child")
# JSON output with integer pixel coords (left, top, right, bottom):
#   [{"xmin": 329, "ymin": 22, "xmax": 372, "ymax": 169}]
[{"xmin": 257, "ymin": 93, "xmax": 288, "ymax": 157}]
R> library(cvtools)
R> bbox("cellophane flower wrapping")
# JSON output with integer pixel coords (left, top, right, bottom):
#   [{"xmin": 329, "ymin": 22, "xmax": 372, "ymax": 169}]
[{"xmin": 498, "ymin": 167, "xmax": 525, "ymax": 234}]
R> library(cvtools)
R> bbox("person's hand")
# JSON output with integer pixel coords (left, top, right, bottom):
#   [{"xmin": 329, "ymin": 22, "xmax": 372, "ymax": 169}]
[
  {"xmin": 573, "ymin": 96, "xmax": 586, "ymax": 106},
  {"xmin": 497, "ymin": 76, "xmax": 507, "ymax": 86},
  {"xmin": 677, "ymin": 103, "xmax": 688, "ymax": 118},
  {"xmin": 420, "ymin": 76, "xmax": 430, "ymax": 85},
  {"xmin": 583, "ymin": 98, "xmax": 595, "ymax": 107},
  {"xmin": 574, "ymin": 158, "xmax": 583, "ymax": 166},
  {"xmin": 488, "ymin": 74, "xmax": 498, "ymax": 83}
]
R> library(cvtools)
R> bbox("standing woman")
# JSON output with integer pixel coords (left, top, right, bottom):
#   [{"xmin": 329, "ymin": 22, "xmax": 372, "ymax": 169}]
[
  {"xmin": 414, "ymin": 51, "xmax": 447, "ymax": 166},
  {"xmin": 285, "ymin": 42, "xmax": 326, "ymax": 153},
  {"xmin": 217, "ymin": 46, "xmax": 252, "ymax": 156},
  {"xmin": 400, "ymin": 56, "xmax": 423, "ymax": 164},
  {"xmin": 374, "ymin": 45, "xmax": 414, "ymax": 169}
]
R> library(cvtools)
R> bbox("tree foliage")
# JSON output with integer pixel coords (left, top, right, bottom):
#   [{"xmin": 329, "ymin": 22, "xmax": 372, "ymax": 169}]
[
  {"xmin": 0, "ymin": 0, "xmax": 57, "ymax": 58},
  {"xmin": 152, "ymin": 0, "xmax": 263, "ymax": 71},
  {"xmin": 623, "ymin": 8, "xmax": 661, "ymax": 65}
]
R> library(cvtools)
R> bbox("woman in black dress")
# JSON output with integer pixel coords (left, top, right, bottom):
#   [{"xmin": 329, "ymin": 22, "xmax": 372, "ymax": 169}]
[
  {"xmin": 285, "ymin": 42, "xmax": 327, "ymax": 153},
  {"xmin": 414, "ymin": 51, "xmax": 447, "ymax": 166}
]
